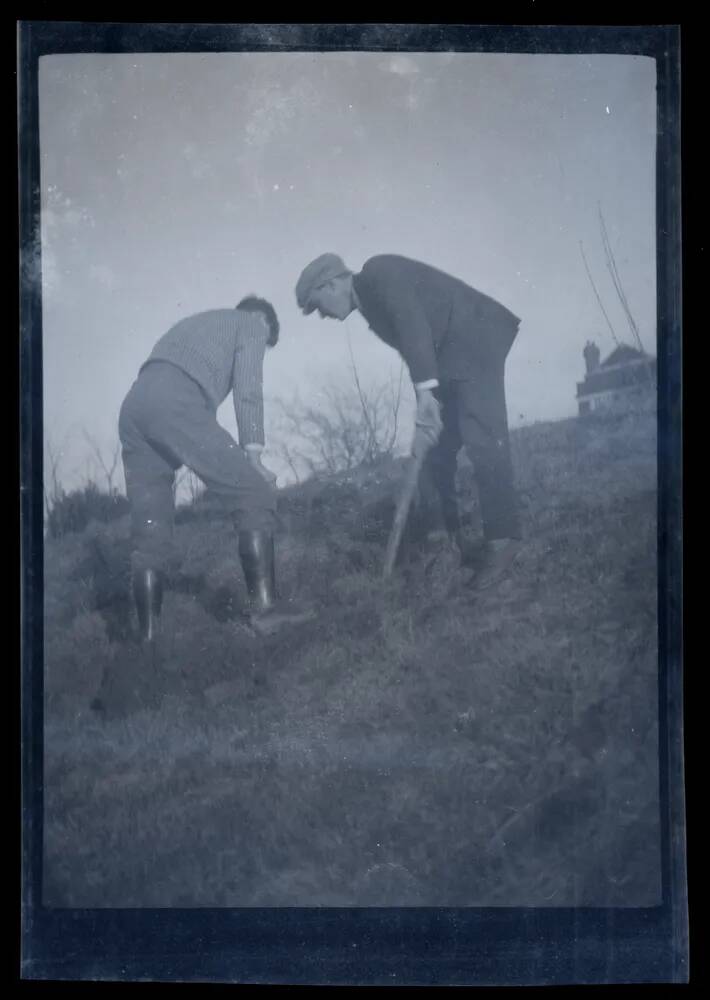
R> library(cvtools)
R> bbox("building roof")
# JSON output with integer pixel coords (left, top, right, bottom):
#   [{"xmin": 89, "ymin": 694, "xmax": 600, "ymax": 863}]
[
  {"xmin": 577, "ymin": 355, "xmax": 656, "ymax": 398},
  {"xmin": 601, "ymin": 343, "xmax": 648, "ymax": 368}
]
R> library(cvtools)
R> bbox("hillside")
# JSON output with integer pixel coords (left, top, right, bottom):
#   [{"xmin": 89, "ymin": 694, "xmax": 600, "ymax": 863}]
[{"xmin": 42, "ymin": 408, "xmax": 660, "ymax": 907}]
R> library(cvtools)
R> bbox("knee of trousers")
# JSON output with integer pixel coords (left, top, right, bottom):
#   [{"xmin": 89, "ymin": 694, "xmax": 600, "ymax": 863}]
[
  {"xmin": 130, "ymin": 517, "xmax": 174, "ymax": 573},
  {"xmin": 466, "ymin": 438, "xmax": 512, "ymax": 475},
  {"xmin": 222, "ymin": 470, "xmax": 278, "ymax": 531},
  {"xmin": 234, "ymin": 504, "xmax": 279, "ymax": 533}
]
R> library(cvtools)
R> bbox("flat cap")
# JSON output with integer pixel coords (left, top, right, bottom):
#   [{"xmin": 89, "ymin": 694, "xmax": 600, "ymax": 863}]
[{"xmin": 295, "ymin": 253, "xmax": 350, "ymax": 314}]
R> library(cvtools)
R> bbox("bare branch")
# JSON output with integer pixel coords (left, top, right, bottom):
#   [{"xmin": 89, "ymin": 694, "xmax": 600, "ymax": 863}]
[
  {"xmin": 276, "ymin": 442, "xmax": 302, "ymax": 484},
  {"xmin": 598, "ymin": 204, "xmax": 645, "ymax": 353},
  {"xmin": 82, "ymin": 429, "xmax": 122, "ymax": 494},
  {"xmin": 579, "ymin": 240, "xmax": 619, "ymax": 347},
  {"xmin": 186, "ymin": 469, "xmax": 203, "ymax": 503},
  {"xmin": 345, "ymin": 326, "xmax": 378, "ymax": 455},
  {"xmin": 108, "ymin": 440, "xmax": 121, "ymax": 492},
  {"xmin": 44, "ymin": 437, "xmax": 64, "ymax": 513},
  {"xmin": 270, "ymin": 372, "xmax": 403, "ymax": 479},
  {"xmin": 173, "ymin": 467, "xmax": 188, "ymax": 504}
]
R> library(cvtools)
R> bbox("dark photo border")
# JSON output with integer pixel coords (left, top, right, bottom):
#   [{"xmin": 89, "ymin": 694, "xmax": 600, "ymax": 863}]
[{"xmin": 19, "ymin": 21, "xmax": 685, "ymax": 985}]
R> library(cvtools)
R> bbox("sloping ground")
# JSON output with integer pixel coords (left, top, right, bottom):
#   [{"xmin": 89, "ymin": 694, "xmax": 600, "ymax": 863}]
[{"xmin": 42, "ymin": 409, "xmax": 660, "ymax": 907}]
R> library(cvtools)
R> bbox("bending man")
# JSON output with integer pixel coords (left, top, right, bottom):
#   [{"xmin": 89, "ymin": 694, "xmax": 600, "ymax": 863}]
[
  {"xmin": 119, "ymin": 296, "xmax": 313, "ymax": 639},
  {"xmin": 295, "ymin": 254, "xmax": 522, "ymax": 589}
]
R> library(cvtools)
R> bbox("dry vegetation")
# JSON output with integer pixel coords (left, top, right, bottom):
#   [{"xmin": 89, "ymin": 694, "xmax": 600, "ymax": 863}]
[{"xmin": 42, "ymin": 407, "xmax": 660, "ymax": 907}]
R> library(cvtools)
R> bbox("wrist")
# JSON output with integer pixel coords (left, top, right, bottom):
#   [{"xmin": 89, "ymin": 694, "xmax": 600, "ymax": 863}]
[{"xmin": 415, "ymin": 379, "xmax": 439, "ymax": 397}]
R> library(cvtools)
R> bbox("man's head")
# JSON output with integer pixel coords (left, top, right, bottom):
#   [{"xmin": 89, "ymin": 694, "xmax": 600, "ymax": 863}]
[
  {"xmin": 237, "ymin": 296, "xmax": 280, "ymax": 347},
  {"xmin": 295, "ymin": 253, "xmax": 354, "ymax": 321}
]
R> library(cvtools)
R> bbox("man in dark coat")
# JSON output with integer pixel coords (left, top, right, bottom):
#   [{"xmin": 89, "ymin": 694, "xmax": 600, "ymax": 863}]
[
  {"xmin": 295, "ymin": 254, "xmax": 522, "ymax": 588},
  {"xmin": 119, "ymin": 296, "xmax": 313, "ymax": 640}
]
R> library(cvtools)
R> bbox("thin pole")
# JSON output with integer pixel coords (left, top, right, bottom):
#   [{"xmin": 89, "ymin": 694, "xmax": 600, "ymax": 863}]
[{"xmin": 579, "ymin": 241, "xmax": 620, "ymax": 347}]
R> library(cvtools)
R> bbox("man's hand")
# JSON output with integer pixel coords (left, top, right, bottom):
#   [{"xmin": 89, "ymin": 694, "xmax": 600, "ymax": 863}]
[
  {"xmin": 246, "ymin": 448, "xmax": 278, "ymax": 486},
  {"xmin": 412, "ymin": 388, "xmax": 443, "ymax": 457}
]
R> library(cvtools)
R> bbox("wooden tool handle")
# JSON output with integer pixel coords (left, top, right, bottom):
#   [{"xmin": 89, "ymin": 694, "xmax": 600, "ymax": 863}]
[{"xmin": 382, "ymin": 453, "xmax": 425, "ymax": 578}]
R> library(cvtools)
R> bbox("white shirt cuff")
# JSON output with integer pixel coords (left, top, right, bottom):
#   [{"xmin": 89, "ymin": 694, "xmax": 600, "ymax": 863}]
[
  {"xmin": 415, "ymin": 379, "xmax": 439, "ymax": 392},
  {"xmin": 244, "ymin": 443, "xmax": 264, "ymax": 453}
]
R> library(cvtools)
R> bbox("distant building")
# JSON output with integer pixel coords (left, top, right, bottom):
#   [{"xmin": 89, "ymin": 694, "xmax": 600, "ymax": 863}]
[{"xmin": 576, "ymin": 341, "xmax": 656, "ymax": 417}]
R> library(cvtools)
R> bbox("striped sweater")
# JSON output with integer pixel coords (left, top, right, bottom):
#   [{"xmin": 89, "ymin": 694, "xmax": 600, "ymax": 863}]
[{"xmin": 142, "ymin": 309, "xmax": 269, "ymax": 447}]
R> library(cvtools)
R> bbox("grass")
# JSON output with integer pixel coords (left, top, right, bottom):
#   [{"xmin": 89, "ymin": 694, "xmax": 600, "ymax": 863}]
[{"xmin": 42, "ymin": 407, "xmax": 660, "ymax": 907}]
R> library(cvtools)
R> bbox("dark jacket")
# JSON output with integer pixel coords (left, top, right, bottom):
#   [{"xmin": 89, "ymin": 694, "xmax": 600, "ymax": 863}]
[{"xmin": 352, "ymin": 255, "xmax": 520, "ymax": 383}]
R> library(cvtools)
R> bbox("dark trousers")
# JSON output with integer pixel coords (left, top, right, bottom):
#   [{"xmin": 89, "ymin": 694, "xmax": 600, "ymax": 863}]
[
  {"xmin": 420, "ymin": 347, "xmax": 521, "ymax": 542},
  {"xmin": 119, "ymin": 361, "xmax": 276, "ymax": 573}
]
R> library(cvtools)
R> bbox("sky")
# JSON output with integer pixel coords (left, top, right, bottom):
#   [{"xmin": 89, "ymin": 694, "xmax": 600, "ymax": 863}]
[{"xmin": 38, "ymin": 50, "xmax": 657, "ymax": 490}]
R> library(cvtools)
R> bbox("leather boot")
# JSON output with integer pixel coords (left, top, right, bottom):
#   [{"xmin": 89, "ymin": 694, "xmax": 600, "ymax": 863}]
[
  {"xmin": 132, "ymin": 567, "xmax": 163, "ymax": 643},
  {"xmin": 238, "ymin": 530, "xmax": 315, "ymax": 635}
]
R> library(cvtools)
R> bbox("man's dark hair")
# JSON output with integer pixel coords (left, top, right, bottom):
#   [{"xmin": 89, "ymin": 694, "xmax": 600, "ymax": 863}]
[{"xmin": 236, "ymin": 295, "xmax": 280, "ymax": 347}]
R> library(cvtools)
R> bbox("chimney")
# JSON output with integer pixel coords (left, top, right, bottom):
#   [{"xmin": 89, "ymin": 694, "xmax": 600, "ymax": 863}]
[{"xmin": 583, "ymin": 340, "xmax": 601, "ymax": 374}]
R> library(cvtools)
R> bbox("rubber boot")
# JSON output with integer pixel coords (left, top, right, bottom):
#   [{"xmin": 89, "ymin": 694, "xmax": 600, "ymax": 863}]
[
  {"xmin": 238, "ymin": 530, "xmax": 315, "ymax": 636},
  {"xmin": 132, "ymin": 567, "xmax": 164, "ymax": 643}
]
